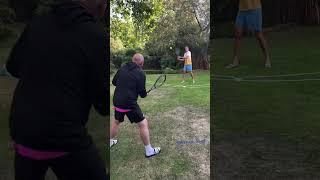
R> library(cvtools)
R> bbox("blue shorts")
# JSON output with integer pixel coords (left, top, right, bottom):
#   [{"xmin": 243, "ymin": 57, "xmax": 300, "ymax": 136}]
[
  {"xmin": 235, "ymin": 8, "xmax": 262, "ymax": 32},
  {"xmin": 183, "ymin": 65, "xmax": 192, "ymax": 72}
]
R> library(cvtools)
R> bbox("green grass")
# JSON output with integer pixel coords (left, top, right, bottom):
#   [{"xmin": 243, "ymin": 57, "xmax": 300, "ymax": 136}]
[
  {"xmin": 110, "ymin": 71, "xmax": 210, "ymax": 179},
  {"xmin": 0, "ymin": 29, "xmax": 107, "ymax": 179},
  {"xmin": 212, "ymin": 26, "xmax": 320, "ymax": 179}
]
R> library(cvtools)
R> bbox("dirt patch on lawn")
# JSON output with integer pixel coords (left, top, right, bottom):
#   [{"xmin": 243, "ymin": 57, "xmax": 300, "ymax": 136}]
[
  {"xmin": 214, "ymin": 136, "xmax": 320, "ymax": 180},
  {"xmin": 163, "ymin": 106, "xmax": 210, "ymax": 178}
]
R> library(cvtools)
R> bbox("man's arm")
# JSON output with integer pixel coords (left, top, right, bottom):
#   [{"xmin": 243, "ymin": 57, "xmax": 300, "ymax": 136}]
[
  {"xmin": 112, "ymin": 70, "xmax": 119, "ymax": 86},
  {"xmin": 137, "ymin": 72, "xmax": 147, "ymax": 98},
  {"xmin": 87, "ymin": 28, "xmax": 109, "ymax": 116},
  {"xmin": 6, "ymin": 25, "xmax": 29, "ymax": 78}
]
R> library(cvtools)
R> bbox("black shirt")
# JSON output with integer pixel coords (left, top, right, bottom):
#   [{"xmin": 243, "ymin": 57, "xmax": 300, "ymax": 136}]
[
  {"xmin": 112, "ymin": 62, "xmax": 147, "ymax": 109},
  {"xmin": 6, "ymin": 2, "xmax": 109, "ymax": 151}
]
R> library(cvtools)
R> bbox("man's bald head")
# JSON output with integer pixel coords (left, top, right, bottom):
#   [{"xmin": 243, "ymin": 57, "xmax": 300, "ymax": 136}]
[{"xmin": 132, "ymin": 53, "xmax": 144, "ymax": 67}]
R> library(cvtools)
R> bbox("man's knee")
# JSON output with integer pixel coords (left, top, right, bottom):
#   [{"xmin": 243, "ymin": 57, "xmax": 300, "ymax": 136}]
[
  {"xmin": 138, "ymin": 118, "xmax": 148, "ymax": 127},
  {"xmin": 234, "ymin": 28, "xmax": 243, "ymax": 39},
  {"xmin": 113, "ymin": 119, "xmax": 121, "ymax": 125},
  {"xmin": 255, "ymin": 32, "xmax": 264, "ymax": 40},
  {"xmin": 235, "ymin": 32, "xmax": 242, "ymax": 39}
]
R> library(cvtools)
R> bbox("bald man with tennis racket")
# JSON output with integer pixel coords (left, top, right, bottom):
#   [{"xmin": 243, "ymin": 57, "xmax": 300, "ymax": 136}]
[{"xmin": 110, "ymin": 53, "xmax": 161, "ymax": 158}]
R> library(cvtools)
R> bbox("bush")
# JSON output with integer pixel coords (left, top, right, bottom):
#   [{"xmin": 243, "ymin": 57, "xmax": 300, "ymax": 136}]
[
  {"xmin": 163, "ymin": 67, "xmax": 177, "ymax": 74},
  {"xmin": 112, "ymin": 49, "xmax": 182, "ymax": 70},
  {"xmin": 144, "ymin": 69, "xmax": 178, "ymax": 74},
  {"xmin": 110, "ymin": 62, "xmax": 116, "ymax": 75},
  {"xmin": 111, "ymin": 48, "xmax": 143, "ymax": 69},
  {"xmin": 160, "ymin": 54, "xmax": 180, "ymax": 70},
  {"xmin": 144, "ymin": 55, "xmax": 161, "ymax": 70},
  {"xmin": 35, "ymin": 0, "xmax": 55, "ymax": 16},
  {"xmin": 0, "ymin": 66, "xmax": 11, "ymax": 77},
  {"xmin": 0, "ymin": 24, "xmax": 14, "ymax": 40},
  {"xmin": 0, "ymin": 6, "xmax": 16, "ymax": 24},
  {"xmin": 35, "ymin": 5, "xmax": 52, "ymax": 16}
]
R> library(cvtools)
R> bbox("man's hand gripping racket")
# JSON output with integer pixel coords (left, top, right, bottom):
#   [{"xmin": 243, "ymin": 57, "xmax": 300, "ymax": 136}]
[{"xmin": 147, "ymin": 74, "xmax": 166, "ymax": 93}]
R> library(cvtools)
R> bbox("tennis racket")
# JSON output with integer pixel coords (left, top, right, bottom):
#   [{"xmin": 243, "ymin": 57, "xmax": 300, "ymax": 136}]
[
  {"xmin": 147, "ymin": 74, "xmax": 166, "ymax": 93},
  {"xmin": 175, "ymin": 47, "xmax": 181, "ymax": 56},
  {"xmin": 175, "ymin": 48, "xmax": 183, "ymax": 61}
]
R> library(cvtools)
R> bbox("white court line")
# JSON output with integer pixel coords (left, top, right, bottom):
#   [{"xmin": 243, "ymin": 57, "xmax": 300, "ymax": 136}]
[
  {"xmin": 211, "ymin": 72, "xmax": 320, "ymax": 82},
  {"xmin": 212, "ymin": 77, "xmax": 320, "ymax": 82},
  {"xmin": 146, "ymin": 81, "xmax": 209, "ymax": 88},
  {"xmin": 212, "ymin": 72, "xmax": 320, "ymax": 79},
  {"xmin": 243, "ymin": 72, "xmax": 320, "ymax": 78}
]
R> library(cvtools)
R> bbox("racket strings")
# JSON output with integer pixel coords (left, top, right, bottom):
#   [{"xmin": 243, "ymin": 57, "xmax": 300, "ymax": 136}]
[{"xmin": 149, "ymin": 75, "xmax": 166, "ymax": 93}]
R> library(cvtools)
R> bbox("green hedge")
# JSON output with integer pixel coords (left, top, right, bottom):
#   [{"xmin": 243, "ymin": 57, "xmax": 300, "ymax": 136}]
[
  {"xmin": 0, "ymin": 24, "xmax": 14, "ymax": 40},
  {"xmin": 112, "ymin": 48, "xmax": 180, "ymax": 70},
  {"xmin": 0, "ymin": 67, "xmax": 10, "ymax": 76},
  {"xmin": 0, "ymin": 6, "xmax": 16, "ymax": 24},
  {"xmin": 144, "ymin": 68, "xmax": 178, "ymax": 75}
]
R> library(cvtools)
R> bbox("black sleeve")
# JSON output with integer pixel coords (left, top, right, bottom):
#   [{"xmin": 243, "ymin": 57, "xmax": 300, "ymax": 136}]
[
  {"xmin": 112, "ymin": 70, "xmax": 119, "ymax": 86},
  {"xmin": 137, "ymin": 72, "xmax": 147, "ymax": 98},
  {"xmin": 6, "ymin": 25, "xmax": 29, "ymax": 78},
  {"xmin": 86, "ymin": 27, "xmax": 109, "ymax": 116}
]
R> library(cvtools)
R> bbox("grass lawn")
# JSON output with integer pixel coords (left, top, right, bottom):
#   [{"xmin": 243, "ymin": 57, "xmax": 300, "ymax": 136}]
[
  {"xmin": 212, "ymin": 27, "xmax": 320, "ymax": 179},
  {"xmin": 0, "ymin": 30, "xmax": 107, "ymax": 179},
  {"xmin": 110, "ymin": 71, "xmax": 210, "ymax": 179}
]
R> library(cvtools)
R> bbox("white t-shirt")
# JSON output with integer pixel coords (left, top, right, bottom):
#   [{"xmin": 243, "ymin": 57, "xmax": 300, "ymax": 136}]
[
  {"xmin": 184, "ymin": 51, "xmax": 191, "ymax": 58},
  {"xmin": 183, "ymin": 51, "xmax": 192, "ymax": 65}
]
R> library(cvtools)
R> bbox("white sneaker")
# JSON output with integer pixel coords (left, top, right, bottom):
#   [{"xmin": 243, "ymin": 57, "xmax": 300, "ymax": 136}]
[
  {"xmin": 193, "ymin": 80, "xmax": 195, "ymax": 84},
  {"xmin": 145, "ymin": 147, "xmax": 161, "ymax": 158},
  {"xmin": 110, "ymin": 139, "xmax": 118, "ymax": 148},
  {"xmin": 265, "ymin": 63, "xmax": 272, "ymax": 68}
]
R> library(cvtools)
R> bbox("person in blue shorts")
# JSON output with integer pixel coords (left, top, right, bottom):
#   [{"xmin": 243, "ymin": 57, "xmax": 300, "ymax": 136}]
[
  {"xmin": 178, "ymin": 46, "xmax": 195, "ymax": 84},
  {"xmin": 226, "ymin": 0, "xmax": 271, "ymax": 68}
]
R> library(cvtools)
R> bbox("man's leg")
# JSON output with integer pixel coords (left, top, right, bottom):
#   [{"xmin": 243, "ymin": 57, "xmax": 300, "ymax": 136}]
[
  {"xmin": 190, "ymin": 71, "xmax": 195, "ymax": 83},
  {"xmin": 181, "ymin": 70, "xmax": 186, "ymax": 83},
  {"xmin": 255, "ymin": 31, "xmax": 271, "ymax": 67},
  {"xmin": 138, "ymin": 119, "xmax": 161, "ymax": 157},
  {"xmin": 51, "ymin": 144, "xmax": 107, "ymax": 180},
  {"xmin": 226, "ymin": 26, "xmax": 243, "ymax": 68},
  {"xmin": 14, "ymin": 153, "xmax": 48, "ymax": 180},
  {"xmin": 110, "ymin": 110, "xmax": 125, "ymax": 148},
  {"xmin": 110, "ymin": 119, "xmax": 121, "ymax": 147},
  {"xmin": 110, "ymin": 119, "xmax": 120, "ymax": 140},
  {"xmin": 138, "ymin": 119, "xmax": 151, "ymax": 145},
  {"xmin": 233, "ymin": 26, "xmax": 243, "ymax": 65}
]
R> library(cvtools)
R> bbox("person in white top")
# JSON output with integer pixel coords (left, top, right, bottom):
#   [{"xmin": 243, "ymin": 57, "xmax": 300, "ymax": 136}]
[{"xmin": 177, "ymin": 46, "xmax": 195, "ymax": 84}]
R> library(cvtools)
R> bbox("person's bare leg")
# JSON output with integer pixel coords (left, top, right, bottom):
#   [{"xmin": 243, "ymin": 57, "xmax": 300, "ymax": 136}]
[
  {"xmin": 110, "ymin": 119, "xmax": 120, "ymax": 147},
  {"xmin": 138, "ymin": 119, "xmax": 161, "ymax": 157},
  {"xmin": 228, "ymin": 26, "xmax": 243, "ymax": 68},
  {"xmin": 181, "ymin": 71, "xmax": 186, "ymax": 83},
  {"xmin": 110, "ymin": 119, "xmax": 120, "ymax": 139},
  {"xmin": 190, "ymin": 71, "xmax": 195, "ymax": 83},
  {"xmin": 138, "ymin": 119, "xmax": 150, "ymax": 145},
  {"xmin": 255, "ymin": 31, "xmax": 271, "ymax": 67}
]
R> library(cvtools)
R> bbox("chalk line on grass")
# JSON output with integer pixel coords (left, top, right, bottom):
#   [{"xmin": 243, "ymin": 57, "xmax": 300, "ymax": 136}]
[
  {"xmin": 146, "ymin": 81, "xmax": 209, "ymax": 89},
  {"xmin": 212, "ymin": 72, "xmax": 320, "ymax": 83},
  {"xmin": 213, "ymin": 78, "xmax": 320, "ymax": 82}
]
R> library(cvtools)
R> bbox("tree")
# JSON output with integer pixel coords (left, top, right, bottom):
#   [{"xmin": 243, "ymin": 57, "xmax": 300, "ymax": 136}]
[
  {"xmin": 145, "ymin": 0, "xmax": 210, "ymax": 70},
  {"xmin": 111, "ymin": 0, "xmax": 165, "ymax": 49}
]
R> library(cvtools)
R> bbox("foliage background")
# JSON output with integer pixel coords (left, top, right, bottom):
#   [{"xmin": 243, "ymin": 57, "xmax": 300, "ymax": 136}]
[{"xmin": 111, "ymin": 0, "xmax": 210, "ymax": 71}]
